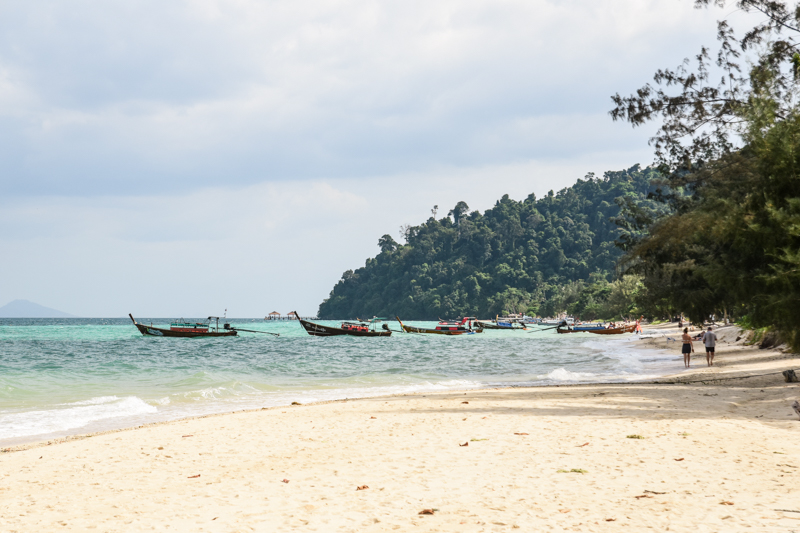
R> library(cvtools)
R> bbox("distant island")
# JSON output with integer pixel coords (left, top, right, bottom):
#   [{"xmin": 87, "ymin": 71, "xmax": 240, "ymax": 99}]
[
  {"xmin": 0, "ymin": 300, "xmax": 75, "ymax": 318},
  {"xmin": 318, "ymin": 165, "xmax": 663, "ymax": 320}
]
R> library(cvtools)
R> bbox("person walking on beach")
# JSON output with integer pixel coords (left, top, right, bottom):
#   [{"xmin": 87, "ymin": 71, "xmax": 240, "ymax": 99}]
[
  {"xmin": 703, "ymin": 326, "xmax": 717, "ymax": 366},
  {"xmin": 681, "ymin": 327, "xmax": 694, "ymax": 368}
]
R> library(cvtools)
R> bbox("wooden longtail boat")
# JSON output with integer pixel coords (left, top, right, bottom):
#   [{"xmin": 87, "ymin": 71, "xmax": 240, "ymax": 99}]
[
  {"xmin": 586, "ymin": 323, "xmax": 637, "ymax": 335},
  {"xmin": 129, "ymin": 314, "xmax": 237, "ymax": 338},
  {"xmin": 474, "ymin": 315, "xmax": 526, "ymax": 330},
  {"xmin": 573, "ymin": 324, "xmax": 606, "ymax": 331},
  {"xmin": 396, "ymin": 317, "xmax": 482, "ymax": 335},
  {"xmin": 475, "ymin": 320, "xmax": 525, "ymax": 330},
  {"xmin": 557, "ymin": 323, "xmax": 607, "ymax": 334},
  {"xmin": 298, "ymin": 313, "xmax": 391, "ymax": 337}
]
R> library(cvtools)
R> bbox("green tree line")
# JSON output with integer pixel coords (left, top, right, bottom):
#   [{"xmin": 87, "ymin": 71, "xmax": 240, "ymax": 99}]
[{"xmin": 318, "ymin": 166, "xmax": 665, "ymax": 320}]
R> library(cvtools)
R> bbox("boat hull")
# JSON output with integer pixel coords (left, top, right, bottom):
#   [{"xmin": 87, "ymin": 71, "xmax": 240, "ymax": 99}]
[
  {"xmin": 132, "ymin": 321, "xmax": 237, "ymax": 338},
  {"xmin": 475, "ymin": 321, "xmax": 524, "ymax": 330},
  {"xmin": 586, "ymin": 324, "xmax": 637, "ymax": 335},
  {"xmin": 396, "ymin": 317, "xmax": 482, "ymax": 335},
  {"xmin": 299, "ymin": 318, "xmax": 391, "ymax": 337}
]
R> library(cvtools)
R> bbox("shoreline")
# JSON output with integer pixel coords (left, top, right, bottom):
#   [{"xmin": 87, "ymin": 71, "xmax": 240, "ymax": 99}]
[
  {"xmin": 2, "ymin": 322, "xmax": 795, "ymax": 455},
  {"xmin": 3, "ymin": 324, "xmax": 799, "ymax": 531}
]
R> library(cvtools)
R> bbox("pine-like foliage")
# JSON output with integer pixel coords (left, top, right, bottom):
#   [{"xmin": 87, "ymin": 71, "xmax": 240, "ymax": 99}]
[
  {"xmin": 610, "ymin": 0, "xmax": 800, "ymax": 346},
  {"xmin": 625, "ymin": 111, "xmax": 800, "ymax": 345},
  {"xmin": 318, "ymin": 166, "xmax": 663, "ymax": 319}
]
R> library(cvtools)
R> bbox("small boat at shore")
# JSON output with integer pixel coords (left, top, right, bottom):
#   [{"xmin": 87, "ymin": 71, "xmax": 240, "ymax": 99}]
[
  {"xmin": 586, "ymin": 323, "xmax": 637, "ymax": 335},
  {"xmin": 396, "ymin": 317, "xmax": 482, "ymax": 335},
  {"xmin": 298, "ymin": 314, "xmax": 391, "ymax": 337},
  {"xmin": 129, "ymin": 314, "xmax": 238, "ymax": 338},
  {"xmin": 557, "ymin": 323, "xmax": 607, "ymax": 334},
  {"xmin": 557, "ymin": 322, "xmax": 635, "ymax": 335},
  {"xmin": 476, "ymin": 319, "xmax": 526, "ymax": 330},
  {"xmin": 540, "ymin": 317, "xmax": 575, "ymax": 326}
]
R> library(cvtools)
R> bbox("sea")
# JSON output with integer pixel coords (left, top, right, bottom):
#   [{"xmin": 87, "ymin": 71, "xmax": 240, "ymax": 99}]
[{"xmin": 0, "ymin": 318, "xmax": 678, "ymax": 448}]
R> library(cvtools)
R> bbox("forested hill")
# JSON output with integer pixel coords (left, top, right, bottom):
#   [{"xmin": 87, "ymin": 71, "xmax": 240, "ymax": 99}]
[{"xmin": 318, "ymin": 165, "xmax": 663, "ymax": 319}]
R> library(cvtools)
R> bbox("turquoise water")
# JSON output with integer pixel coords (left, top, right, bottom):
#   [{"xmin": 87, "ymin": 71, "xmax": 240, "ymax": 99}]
[{"xmin": 0, "ymin": 318, "xmax": 676, "ymax": 446}]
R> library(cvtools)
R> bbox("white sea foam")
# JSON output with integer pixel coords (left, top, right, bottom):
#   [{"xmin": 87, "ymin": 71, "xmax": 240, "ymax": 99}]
[
  {"xmin": 58, "ymin": 396, "xmax": 120, "ymax": 406},
  {"xmin": 0, "ymin": 396, "xmax": 157, "ymax": 440},
  {"xmin": 539, "ymin": 368, "xmax": 599, "ymax": 381}
]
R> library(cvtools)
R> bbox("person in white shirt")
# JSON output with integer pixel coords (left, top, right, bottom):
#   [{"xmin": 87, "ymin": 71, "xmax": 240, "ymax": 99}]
[{"xmin": 703, "ymin": 326, "xmax": 718, "ymax": 366}]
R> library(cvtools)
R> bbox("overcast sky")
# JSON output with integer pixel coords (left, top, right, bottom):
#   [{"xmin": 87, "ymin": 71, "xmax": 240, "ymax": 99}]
[{"xmin": 0, "ymin": 0, "xmax": 741, "ymax": 317}]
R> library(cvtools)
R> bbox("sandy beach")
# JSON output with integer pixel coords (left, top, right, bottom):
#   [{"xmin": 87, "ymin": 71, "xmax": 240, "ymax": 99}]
[{"xmin": 2, "ymin": 324, "xmax": 800, "ymax": 532}]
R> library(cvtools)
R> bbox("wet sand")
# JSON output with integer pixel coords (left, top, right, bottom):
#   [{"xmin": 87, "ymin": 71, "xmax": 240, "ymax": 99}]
[{"xmin": 1, "ymin": 323, "xmax": 799, "ymax": 532}]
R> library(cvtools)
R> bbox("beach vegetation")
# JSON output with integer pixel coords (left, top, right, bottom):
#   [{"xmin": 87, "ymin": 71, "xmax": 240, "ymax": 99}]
[
  {"xmin": 626, "ymin": 434, "xmax": 645, "ymax": 439},
  {"xmin": 611, "ymin": 0, "xmax": 800, "ymax": 347}
]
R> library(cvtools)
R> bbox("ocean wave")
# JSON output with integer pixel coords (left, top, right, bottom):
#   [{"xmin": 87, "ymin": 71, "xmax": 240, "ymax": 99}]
[
  {"xmin": 0, "ymin": 396, "xmax": 157, "ymax": 439},
  {"xmin": 58, "ymin": 395, "xmax": 120, "ymax": 406}
]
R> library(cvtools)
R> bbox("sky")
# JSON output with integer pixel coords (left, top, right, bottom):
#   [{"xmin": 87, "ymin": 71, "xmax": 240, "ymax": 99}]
[{"xmin": 0, "ymin": 0, "xmax": 742, "ymax": 317}]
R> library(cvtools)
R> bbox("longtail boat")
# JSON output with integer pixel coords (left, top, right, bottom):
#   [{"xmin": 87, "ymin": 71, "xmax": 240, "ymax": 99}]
[
  {"xmin": 557, "ymin": 323, "xmax": 607, "ymax": 334},
  {"xmin": 586, "ymin": 323, "xmax": 637, "ymax": 335},
  {"xmin": 396, "ymin": 317, "xmax": 482, "ymax": 335},
  {"xmin": 129, "ymin": 314, "xmax": 238, "ymax": 338},
  {"xmin": 475, "ymin": 316, "xmax": 528, "ymax": 329},
  {"xmin": 298, "ymin": 313, "xmax": 391, "ymax": 337},
  {"xmin": 573, "ymin": 324, "xmax": 607, "ymax": 331},
  {"xmin": 475, "ymin": 320, "xmax": 528, "ymax": 330}
]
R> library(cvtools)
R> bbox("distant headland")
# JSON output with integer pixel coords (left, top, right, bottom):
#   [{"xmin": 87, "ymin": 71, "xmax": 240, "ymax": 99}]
[{"xmin": 0, "ymin": 300, "xmax": 75, "ymax": 318}]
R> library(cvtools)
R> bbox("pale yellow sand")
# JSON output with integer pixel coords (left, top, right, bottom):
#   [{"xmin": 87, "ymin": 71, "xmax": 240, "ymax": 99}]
[{"xmin": 2, "ymin": 327, "xmax": 799, "ymax": 532}]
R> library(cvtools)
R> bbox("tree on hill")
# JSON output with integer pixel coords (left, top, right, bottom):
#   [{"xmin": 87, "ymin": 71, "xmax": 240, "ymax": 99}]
[{"xmin": 318, "ymin": 166, "xmax": 663, "ymax": 319}]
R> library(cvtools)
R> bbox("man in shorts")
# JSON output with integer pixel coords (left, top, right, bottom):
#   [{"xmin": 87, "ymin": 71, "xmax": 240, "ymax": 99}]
[{"xmin": 703, "ymin": 326, "xmax": 717, "ymax": 366}]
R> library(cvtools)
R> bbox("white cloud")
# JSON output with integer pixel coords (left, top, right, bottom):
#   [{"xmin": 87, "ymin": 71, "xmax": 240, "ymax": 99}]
[{"xmin": 0, "ymin": 0, "xmax": 725, "ymax": 194}]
